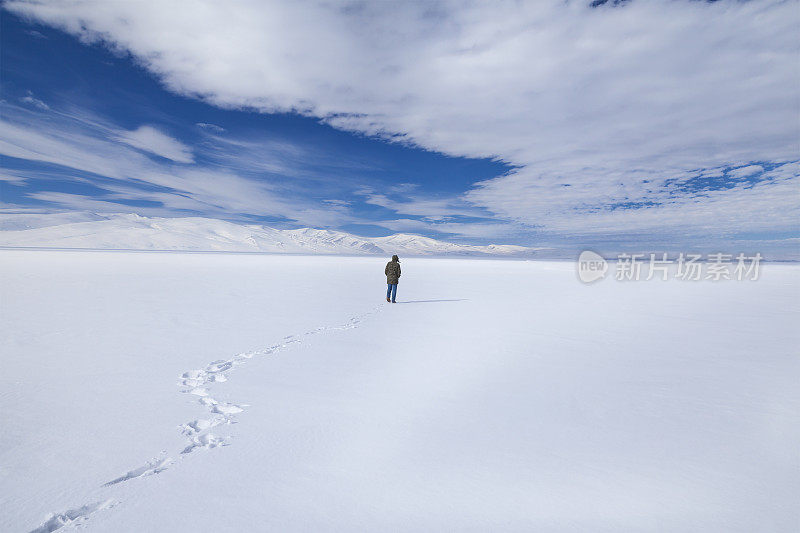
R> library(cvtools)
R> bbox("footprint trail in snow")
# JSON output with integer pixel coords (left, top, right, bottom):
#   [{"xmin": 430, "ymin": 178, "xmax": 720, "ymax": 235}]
[
  {"xmin": 174, "ymin": 310, "xmax": 377, "ymax": 455},
  {"xmin": 29, "ymin": 306, "xmax": 381, "ymax": 533}
]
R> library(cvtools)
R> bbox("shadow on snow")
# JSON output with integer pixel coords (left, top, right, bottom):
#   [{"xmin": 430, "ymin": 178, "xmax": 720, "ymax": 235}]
[{"xmin": 395, "ymin": 299, "xmax": 467, "ymax": 304}]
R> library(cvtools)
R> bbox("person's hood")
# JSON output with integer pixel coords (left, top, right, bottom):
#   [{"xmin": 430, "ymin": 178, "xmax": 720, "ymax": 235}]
[{"xmin": 391, "ymin": 255, "xmax": 399, "ymax": 262}]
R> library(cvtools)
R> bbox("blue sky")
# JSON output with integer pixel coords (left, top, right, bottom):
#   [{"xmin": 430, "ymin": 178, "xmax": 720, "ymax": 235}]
[{"xmin": 1, "ymin": 1, "xmax": 798, "ymax": 254}]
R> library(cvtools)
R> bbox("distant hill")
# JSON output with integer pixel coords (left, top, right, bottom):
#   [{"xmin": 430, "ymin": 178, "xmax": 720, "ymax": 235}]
[{"xmin": 0, "ymin": 213, "xmax": 542, "ymax": 257}]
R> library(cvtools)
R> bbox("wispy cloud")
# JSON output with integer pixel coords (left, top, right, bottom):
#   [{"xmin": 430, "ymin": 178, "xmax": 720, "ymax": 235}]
[
  {"xmin": 115, "ymin": 125, "xmax": 194, "ymax": 163},
  {"xmin": 19, "ymin": 91, "xmax": 49, "ymax": 110},
  {"xmin": 196, "ymin": 122, "xmax": 225, "ymax": 133},
  {"xmin": 25, "ymin": 29, "xmax": 47, "ymax": 39},
  {"xmin": 0, "ymin": 170, "xmax": 28, "ymax": 184},
  {"xmin": 728, "ymin": 165, "xmax": 764, "ymax": 180},
  {"xmin": 357, "ymin": 188, "xmax": 486, "ymax": 221},
  {"xmin": 0, "ymin": 101, "xmax": 356, "ymax": 227}
]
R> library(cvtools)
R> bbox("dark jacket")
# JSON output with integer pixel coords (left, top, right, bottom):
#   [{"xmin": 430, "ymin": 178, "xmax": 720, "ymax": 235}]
[{"xmin": 385, "ymin": 259, "xmax": 401, "ymax": 284}]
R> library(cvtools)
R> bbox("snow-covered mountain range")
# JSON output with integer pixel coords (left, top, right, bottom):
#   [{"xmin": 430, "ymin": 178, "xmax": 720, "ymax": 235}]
[{"xmin": 0, "ymin": 213, "xmax": 540, "ymax": 256}]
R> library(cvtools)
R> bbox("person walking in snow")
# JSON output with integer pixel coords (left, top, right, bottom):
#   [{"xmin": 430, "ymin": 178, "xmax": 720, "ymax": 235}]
[{"xmin": 385, "ymin": 255, "xmax": 401, "ymax": 303}]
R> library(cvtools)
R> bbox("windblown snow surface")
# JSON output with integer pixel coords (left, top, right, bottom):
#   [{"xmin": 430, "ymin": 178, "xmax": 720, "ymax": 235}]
[{"xmin": 1, "ymin": 250, "xmax": 798, "ymax": 532}]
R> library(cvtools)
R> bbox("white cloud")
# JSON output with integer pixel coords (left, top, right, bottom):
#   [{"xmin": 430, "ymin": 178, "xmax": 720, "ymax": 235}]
[
  {"xmin": 26, "ymin": 191, "xmax": 152, "ymax": 213},
  {"xmin": 4, "ymin": 0, "xmax": 799, "ymax": 242},
  {"xmin": 196, "ymin": 122, "xmax": 225, "ymax": 133},
  {"xmin": 728, "ymin": 165, "xmax": 764, "ymax": 179},
  {"xmin": 116, "ymin": 125, "xmax": 194, "ymax": 163},
  {"xmin": 0, "ymin": 169, "xmax": 29, "ymax": 185},
  {"xmin": 700, "ymin": 168, "xmax": 725, "ymax": 178},
  {"xmin": 20, "ymin": 91, "xmax": 49, "ymax": 110},
  {"xmin": 0, "ymin": 103, "xmax": 356, "ymax": 227},
  {"xmin": 323, "ymin": 199, "xmax": 350, "ymax": 208},
  {"xmin": 358, "ymin": 189, "xmax": 486, "ymax": 220}
]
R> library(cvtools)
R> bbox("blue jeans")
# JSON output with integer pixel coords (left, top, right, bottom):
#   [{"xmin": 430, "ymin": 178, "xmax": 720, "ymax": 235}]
[{"xmin": 386, "ymin": 284, "xmax": 397, "ymax": 302}]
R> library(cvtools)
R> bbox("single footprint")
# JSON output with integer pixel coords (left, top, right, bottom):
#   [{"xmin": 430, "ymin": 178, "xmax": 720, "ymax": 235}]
[
  {"xmin": 212, "ymin": 403, "xmax": 244, "ymax": 415},
  {"xmin": 30, "ymin": 499, "xmax": 116, "ymax": 533},
  {"xmin": 180, "ymin": 370, "xmax": 207, "ymax": 388},
  {"xmin": 103, "ymin": 457, "xmax": 172, "ymax": 486},
  {"xmin": 180, "ymin": 417, "xmax": 226, "ymax": 436},
  {"xmin": 182, "ymin": 433, "xmax": 228, "ymax": 454},
  {"xmin": 206, "ymin": 360, "xmax": 233, "ymax": 373}
]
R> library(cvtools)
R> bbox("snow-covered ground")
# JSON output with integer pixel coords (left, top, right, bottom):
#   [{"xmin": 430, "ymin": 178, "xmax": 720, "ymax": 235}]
[{"xmin": 1, "ymin": 250, "xmax": 798, "ymax": 532}]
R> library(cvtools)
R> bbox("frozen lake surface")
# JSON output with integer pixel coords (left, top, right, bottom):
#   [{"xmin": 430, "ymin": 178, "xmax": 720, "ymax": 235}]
[{"xmin": 1, "ymin": 250, "xmax": 798, "ymax": 532}]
